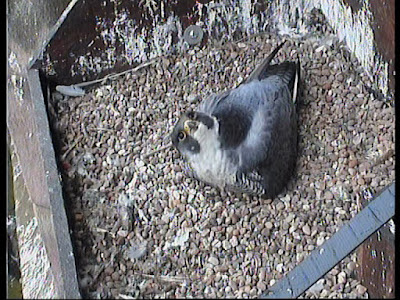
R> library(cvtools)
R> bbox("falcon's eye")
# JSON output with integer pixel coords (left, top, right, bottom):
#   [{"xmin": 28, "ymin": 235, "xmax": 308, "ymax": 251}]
[
  {"xmin": 187, "ymin": 111, "xmax": 196, "ymax": 119},
  {"xmin": 177, "ymin": 131, "xmax": 186, "ymax": 142}
]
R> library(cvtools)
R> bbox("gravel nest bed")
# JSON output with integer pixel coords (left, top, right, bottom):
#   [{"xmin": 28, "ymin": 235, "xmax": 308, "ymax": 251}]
[{"xmin": 49, "ymin": 17, "xmax": 395, "ymax": 299}]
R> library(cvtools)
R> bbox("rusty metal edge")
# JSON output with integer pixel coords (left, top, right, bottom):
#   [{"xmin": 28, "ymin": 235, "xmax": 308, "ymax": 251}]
[{"xmin": 261, "ymin": 182, "xmax": 395, "ymax": 298}]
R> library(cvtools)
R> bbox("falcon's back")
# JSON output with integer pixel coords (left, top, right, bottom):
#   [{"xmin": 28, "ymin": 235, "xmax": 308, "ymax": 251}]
[{"xmin": 198, "ymin": 41, "xmax": 300, "ymax": 198}]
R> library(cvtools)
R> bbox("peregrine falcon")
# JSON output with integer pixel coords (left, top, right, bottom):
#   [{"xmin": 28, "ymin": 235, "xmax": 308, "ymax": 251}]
[{"xmin": 171, "ymin": 41, "xmax": 300, "ymax": 198}]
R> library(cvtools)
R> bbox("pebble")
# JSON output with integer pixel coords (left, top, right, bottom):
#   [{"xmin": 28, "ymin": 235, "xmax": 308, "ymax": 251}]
[
  {"xmin": 284, "ymin": 213, "xmax": 295, "ymax": 223},
  {"xmin": 256, "ymin": 281, "xmax": 266, "ymax": 291},
  {"xmin": 208, "ymin": 256, "xmax": 219, "ymax": 266},
  {"xmin": 275, "ymin": 202, "xmax": 285, "ymax": 211},
  {"xmin": 75, "ymin": 213, "xmax": 83, "ymax": 222},
  {"xmin": 230, "ymin": 236, "xmax": 239, "ymax": 247},
  {"xmin": 346, "ymin": 261, "xmax": 357, "ymax": 272},
  {"xmin": 258, "ymin": 269, "xmax": 266, "ymax": 282},
  {"xmin": 337, "ymin": 271, "xmax": 347, "ymax": 284},
  {"xmin": 302, "ymin": 224, "xmax": 311, "ymax": 235},
  {"xmin": 261, "ymin": 228, "xmax": 270, "ymax": 237},
  {"xmin": 104, "ymin": 266, "xmax": 114, "ymax": 276},
  {"xmin": 187, "ymin": 94, "xmax": 199, "ymax": 103},
  {"xmin": 348, "ymin": 159, "xmax": 358, "ymax": 168},
  {"xmin": 222, "ymin": 240, "xmax": 232, "ymax": 250},
  {"xmin": 230, "ymin": 213, "xmax": 240, "ymax": 224},
  {"xmin": 325, "ymin": 191, "xmax": 334, "ymax": 200},
  {"xmin": 320, "ymin": 289, "xmax": 330, "ymax": 297},
  {"xmin": 117, "ymin": 230, "xmax": 128, "ymax": 237},
  {"xmin": 276, "ymin": 263, "xmax": 284, "ymax": 273},
  {"xmin": 308, "ymin": 279, "xmax": 324, "ymax": 294},
  {"xmin": 317, "ymin": 236, "xmax": 325, "ymax": 246},
  {"xmin": 265, "ymin": 221, "xmax": 273, "ymax": 229},
  {"xmin": 111, "ymin": 272, "xmax": 120, "ymax": 281},
  {"xmin": 356, "ymin": 284, "xmax": 367, "ymax": 295}
]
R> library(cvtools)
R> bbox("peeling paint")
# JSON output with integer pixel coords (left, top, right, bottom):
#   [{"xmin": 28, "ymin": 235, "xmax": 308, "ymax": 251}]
[
  {"xmin": 40, "ymin": 0, "xmax": 391, "ymax": 99},
  {"xmin": 16, "ymin": 217, "xmax": 57, "ymax": 298},
  {"xmin": 8, "ymin": 52, "xmax": 25, "ymax": 103},
  {"xmin": 268, "ymin": 0, "xmax": 390, "ymax": 98}
]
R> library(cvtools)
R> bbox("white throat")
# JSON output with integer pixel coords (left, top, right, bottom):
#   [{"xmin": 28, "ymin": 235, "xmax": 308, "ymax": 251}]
[{"xmin": 188, "ymin": 118, "xmax": 236, "ymax": 186}]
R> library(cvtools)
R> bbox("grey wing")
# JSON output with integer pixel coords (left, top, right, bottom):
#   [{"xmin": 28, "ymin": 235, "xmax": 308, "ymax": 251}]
[
  {"xmin": 197, "ymin": 77, "xmax": 296, "ymax": 173},
  {"xmin": 243, "ymin": 41, "xmax": 286, "ymax": 84},
  {"xmin": 233, "ymin": 78, "xmax": 296, "ymax": 172},
  {"xmin": 199, "ymin": 89, "xmax": 254, "ymax": 149},
  {"xmin": 197, "ymin": 90, "xmax": 230, "ymax": 114}
]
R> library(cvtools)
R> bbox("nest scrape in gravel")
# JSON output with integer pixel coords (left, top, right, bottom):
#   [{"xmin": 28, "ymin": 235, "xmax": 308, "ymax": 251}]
[{"xmin": 50, "ymin": 21, "xmax": 394, "ymax": 299}]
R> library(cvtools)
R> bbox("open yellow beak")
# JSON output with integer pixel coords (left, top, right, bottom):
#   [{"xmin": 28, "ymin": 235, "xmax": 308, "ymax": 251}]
[
  {"xmin": 184, "ymin": 120, "xmax": 191, "ymax": 135},
  {"xmin": 184, "ymin": 120, "xmax": 197, "ymax": 135}
]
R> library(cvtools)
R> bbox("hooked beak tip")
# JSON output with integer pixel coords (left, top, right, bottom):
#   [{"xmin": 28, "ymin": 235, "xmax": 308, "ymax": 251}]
[{"xmin": 183, "ymin": 120, "xmax": 192, "ymax": 135}]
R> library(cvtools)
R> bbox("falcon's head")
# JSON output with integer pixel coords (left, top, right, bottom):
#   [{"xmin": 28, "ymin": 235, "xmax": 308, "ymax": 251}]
[{"xmin": 171, "ymin": 111, "xmax": 216, "ymax": 157}]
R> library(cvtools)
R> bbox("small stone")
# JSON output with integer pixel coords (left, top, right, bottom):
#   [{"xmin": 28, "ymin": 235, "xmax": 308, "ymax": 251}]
[
  {"xmin": 208, "ymin": 256, "xmax": 219, "ymax": 266},
  {"xmin": 320, "ymin": 289, "xmax": 329, "ymax": 297},
  {"xmin": 317, "ymin": 236, "xmax": 325, "ymax": 246},
  {"xmin": 231, "ymin": 213, "xmax": 239, "ymax": 224},
  {"xmin": 371, "ymin": 177, "xmax": 380, "ymax": 187},
  {"xmin": 337, "ymin": 271, "xmax": 347, "ymax": 284},
  {"xmin": 330, "ymin": 268, "xmax": 339, "ymax": 276},
  {"xmin": 244, "ymin": 285, "xmax": 251, "ymax": 293},
  {"xmin": 256, "ymin": 281, "xmax": 266, "ymax": 291},
  {"xmin": 258, "ymin": 269, "xmax": 266, "ymax": 282},
  {"xmin": 75, "ymin": 213, "xmax": 83, "ymax": 221},
  {"xmin": 284, "ymin": 213, "xmax": 295, "ymax": 223},
  {"xmin": 276, "ymin": 263, "xmax": 284, "ymax": 273},
  {"xmin": 111, "ymin": 272, "xmax": 120, "ymax": 281},
  {"xmin": 323, "ymin": 82, "xmax": 331, "ymax": 90},
  {"xmin": 333, "ymin": 283, "xmax": 344, "ymax": 291},
  {"xmin": 347, "ymin": 261, "xmax": 357, "ymax": 272},
  {"xmin": 212, "ymin": 239, "xmax": 221, "ymax": 248},
  {"xmin": 229, "ymin": 280, "xmax": 238, "ymax": 291},
  {"xmin": 359, "ymin": 162, "xmax": 370, "ymax": 173},
  {"xmin": 265, "ymin": 221, "xmax": 273, "ymax": 229},
  {"xmin": 336, "ymin": 74, "xmax": 344, "ymax": 82},
  {"xmin": 350, "ymin": 86, "xmax": 360, "ymax": 94},
  {"xmin": 302, "ymin": 224, "xmax": 311, "ymax": 235},
  {"xmin": 276, "ymin": 202, "xmax": 285, "ymax": 211},
  {"xmin": 308, "ymin": 279, "xmax": 324, "ymax": 294},
  {"xmin": 120, "ymin": 263, "xmax": 126, "ymax": 273},
  {"xmin": 356, "ymin": 284, "xmax": 367, "ymax": 295},
  {"xmin": 269, "ymin": 279, "xmax": 276, "ymax": 286},
  {"xmin": 105, "ymin": 266, "xmax": 114, "ymax": 276},
  {"xmin": 232, "ymin": 229, "xmax": 240, "ymax": 236},
  {"xmin": 325, "ymin": 191, "xmax": 334, "ymax": 200},
  {"xmin": 348, "ymin": 159, "xmax": 358, "ymax": 168},
  {"xmin": 117, "ymin": 230, "xmax": 128, "ymax": 237},
  {"xmin": 190, "ymin": 247, "xmax": 200, "ymax": 256},
  {"xmin": 222, "ymin": 240, "xmax": 232, "ymax": 250},
  {"xmin": 261, "ymin": 228, "xmax": 270, "ymax": 237},
  {"xmin": 187, "ymin": 94, "xmax": 199, "ymax": 103},
  {"xmin": 357, "ymin": 177, "xmax": 366, "ymax": 185},
  {"xmin": 230, "ymin": 236, "xmax": 239, "ymax": 247},
  {"xmin": 306, "ymin": 244, "xmax": 315, "ymax": 251}
]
